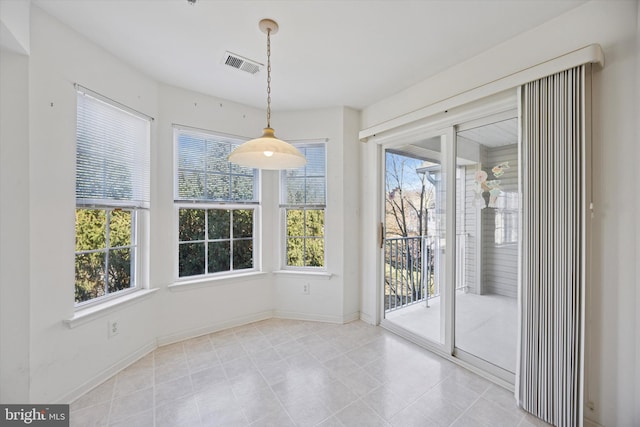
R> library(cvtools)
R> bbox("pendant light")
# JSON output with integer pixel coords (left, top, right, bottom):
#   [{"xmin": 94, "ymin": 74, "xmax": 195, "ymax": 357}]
[{"xmin": 228, "ymin": 19, "xmax": 307, "ymax": 170}]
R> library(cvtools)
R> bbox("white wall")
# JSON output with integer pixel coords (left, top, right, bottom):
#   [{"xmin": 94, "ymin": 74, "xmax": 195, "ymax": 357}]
[
  {"xmin": 0, "ymin": 49, "xmax": 30, "ymax": 403},
  {"xmin": 360, "ymin": 1, "xmax": 639, "ymax": 425},
  {"xmin": 0, "ymin": 0, "xmax": 30, "ymax": 54},
  {"xmin": 341, "ymin": 107, "xmax": 362, "ymax": 319}
]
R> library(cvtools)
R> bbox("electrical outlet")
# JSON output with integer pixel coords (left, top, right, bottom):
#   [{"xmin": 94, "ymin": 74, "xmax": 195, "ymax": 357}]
[
  {"xmin": 302, "ymin": 283, "xmax": 310, "ymax": 295},
  {"xmin": 108, "ymin": 319, "xmax": 120, "ymax": 338}
]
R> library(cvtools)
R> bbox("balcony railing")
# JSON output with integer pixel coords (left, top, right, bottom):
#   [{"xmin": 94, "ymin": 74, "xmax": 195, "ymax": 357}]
[{"xmin": 384, "ymin": 235, "xmax": 465, "ymax": 313}]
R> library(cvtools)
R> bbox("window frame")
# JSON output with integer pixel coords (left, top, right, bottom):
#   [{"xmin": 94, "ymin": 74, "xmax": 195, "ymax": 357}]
[
  {"xmin": 280, "ymin": 141, "xmax": 327, "ymax": 270},
  {"xmin": 74, "ymin": 87, "xmax": 151, "ymax": 308},
  {"xmin": 173, "ymin": 126, "xmax": 260, "ymax": 281}
]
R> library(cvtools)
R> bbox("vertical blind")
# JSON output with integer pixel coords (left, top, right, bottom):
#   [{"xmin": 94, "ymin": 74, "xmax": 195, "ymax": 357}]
[
  {"xmin": 280, "ymin": 142, "xmax": 326, "ymax": 207},
  {"xmin": 76, "ymin": 91, "xmax": 151, "ymax": 208},
  {"xmin": 518, "ymin": 65, "xmax": 588, "ymax": 427}
]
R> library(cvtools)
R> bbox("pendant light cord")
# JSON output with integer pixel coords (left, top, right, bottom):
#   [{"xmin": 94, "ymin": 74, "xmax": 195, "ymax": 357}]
[{"xmin": 266, "ymin": 28, "xmax": 272, "ymax": 129}]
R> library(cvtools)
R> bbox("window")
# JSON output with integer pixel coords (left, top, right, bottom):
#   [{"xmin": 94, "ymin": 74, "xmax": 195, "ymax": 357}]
[
  {"xmin": 75, "ymin": 87, "xmax": 150, "ymax": 305},
  {"xmin": 175, "ymin": 127, "xmax": 258, "ymax": 278},
  {"xmin": 280, "ymin": 142, "xmax": 326, "ymax": 268},
  {"xmin": 494, "ymin": 192, "xmax": 519, "ymax": 245}
]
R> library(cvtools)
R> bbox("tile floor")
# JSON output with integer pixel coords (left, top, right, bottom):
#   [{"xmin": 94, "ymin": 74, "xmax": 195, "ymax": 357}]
[{"xmin": 69, "ymin": 318, "xmax": 550, "ymax": 427}]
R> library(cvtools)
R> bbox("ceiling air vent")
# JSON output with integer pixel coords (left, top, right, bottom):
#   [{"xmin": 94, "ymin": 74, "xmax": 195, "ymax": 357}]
[{"xmin": 222, "ymin": 51, "xmax": 262, "ymax": 75}]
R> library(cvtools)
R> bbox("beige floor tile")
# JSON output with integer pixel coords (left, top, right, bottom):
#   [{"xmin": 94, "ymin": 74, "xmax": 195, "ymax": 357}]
[
  {"xmin": 69, "ymin": 401, "xmax": 110, "ymax": 427},
  {"xmin": 109, "ymin": 386, "xmax": 153, "ymax": 423},
  {"xmin": 70, "ymin": 378, "xmax": 115, "ymax": 412},
  {"xmin": 68, "ymin": 318, "xmax": 529, "ymax": 427},
  {"xmin": 335, "ymin": 399, "xmax": 390, "ymax": 427}
]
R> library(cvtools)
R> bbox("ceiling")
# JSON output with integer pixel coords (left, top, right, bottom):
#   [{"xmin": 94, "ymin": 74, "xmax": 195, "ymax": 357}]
[
  {"xmin": 33, "ymin": 0, "xmax": 587, "ymax": 111},
  {"xmin": 458, "ymin": 117, "xmax": 519, "ymax": 148}
]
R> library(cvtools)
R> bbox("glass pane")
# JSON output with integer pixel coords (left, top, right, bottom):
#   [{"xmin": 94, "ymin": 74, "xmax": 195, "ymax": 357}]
[
  {"xmin": 280, "ymin": 143, "xmax": 325, "ymax": 207},
  {"xmin": 103, "ymin": 157, "xmax": 132, "ymax": 199},
  {"xmin": 178, "ymin": 134, "xmax": 205, "ymax": 170},
  {"xmin": 208, "ymin": 209, "xmax": 230, "ymax": 240},
  {"xmin": 206, "ymin": 140, "xmax": 230, "ymax": 173},
  {"xmin": 230, "ymin": 159, "xmax": 254, "ymax": 176},
  {"xmin": 178, "ymin": 242, "xmax": 205, "ymax": 277},
  {"xmin": 383, "ymin": 135, "xmax": 447, "ymax": 346},
  {"xmin": 231, "ymin": 175, "xmax": 255, "ymax": 201},
  {"xmin": 108, "ymin": 248, "xmax": 132, "ymax": 293},
  {"xmin": 178, "ymin": 170, "xmax": 205, "ymax": 199},
  {"xmin": 176, "ymin": 131, "xmax": 257, "ymax": 203},
  {"xmin": 286, "ymin": 209, "xmax": 304, "ymax": 237},
  {"xmin": 283, "ymin": 167, "xmax": 304, "ymax": 179},
  {"xmin": 75, "ymin": 252, "xmax": 106, "ymax": 303},
  {"xmin": 208, "ymin": 241, "xmax": 230, "ymax": 273},
  {"xmin": 304, "ymin": 146, "xmax": 326, "ymax": 176},
  {"xmin": 305, "ymin": 238, "xmax": 324, "ymax": 267},
  {"xmin": 286, "ymin": 177, "xmax": 305, "ymax": 204},
  {"xmin": 233, "ymin": 239, "xmax": 253, "ymax": 270},
  {"xmin": 110, "ymin": 209, "xmax": 132, "ymax": 247},
  {"xmin": 206, "ymin": 173, "xmax": 230, "ymax": 200},
  {"xmin": 305, "ymin": 177, "xmax": 325, "ymax": 205},
  {"xmin": 233, "ymin": 210, "xmax": 253, "ymax": 238},
  {"xmin": 287, "ymin": 238, "xmax": 304, "ymax": 267},
  {"xmin": 305, "ymin": 210, "xmax": 324, "ymax": 237},
  {"xmin": 179, "ymin": 209, "xmax": 205, "ymax": 241},
  {"xmin": 455, "ymin": 117, "xmax": 519, "ymax": 373},
  {"xmin": 75, "ymin": 209, "xmax": 106, "ymax": 251}
]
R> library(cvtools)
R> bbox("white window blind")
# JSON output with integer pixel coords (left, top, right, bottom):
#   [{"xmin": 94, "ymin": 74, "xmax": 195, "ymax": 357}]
[
  {"xmin": 280, "ymin": 142, "xmax": 326, "ymax": 207},
  {"xmin": 76, "ymin": 91, "xmax": 151, "ymax": 208},
  {"xmin": 175, "ymin": 128, "xmax": 258, "ymax": 203}
]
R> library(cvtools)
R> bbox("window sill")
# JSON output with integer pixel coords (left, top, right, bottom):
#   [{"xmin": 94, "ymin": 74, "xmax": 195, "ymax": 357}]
[
  {"xmin": 169, "ymin": 271, "xmax": 269, "ymax": 291},
  {"xmin": 64, "ymin": 288, "xmax": 158, "ymax": 329},
  {"xmin": 272, "ymin": 270, "xmax": 333, "ymax": 280}
]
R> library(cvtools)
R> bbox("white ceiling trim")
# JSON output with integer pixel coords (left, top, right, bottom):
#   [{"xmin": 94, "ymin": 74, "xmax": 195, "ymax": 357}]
[{"xmin": 359, "ymin": 44, "xmax": 604, "ymax": 142}]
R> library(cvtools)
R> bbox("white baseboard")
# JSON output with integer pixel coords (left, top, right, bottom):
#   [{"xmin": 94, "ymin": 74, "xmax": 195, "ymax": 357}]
[
  {"xmin": 59, "ymin": 340, "xmax": 156, "ymax": 404},
  {"xmin": 359, "ymin": 312, "xmax": 376, "ymax": 325},
  {"xmin": 156, "ymin": 310, "xmax": 275, "ymax": 346},
  {"xmin": 584, "ymin": 417, "xmax": 603, "ymax": 427},
  {"xmin": 343, "ymin": 311, "xmax": 361, "ymax": 323},
  {"xmin": 274, "ymin": 310, "xmax": 352, "ymax": 324}
]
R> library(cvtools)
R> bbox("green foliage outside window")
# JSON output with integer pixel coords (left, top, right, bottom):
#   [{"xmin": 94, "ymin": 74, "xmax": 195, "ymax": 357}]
[
  {"xmin": 178, "ymin": 208, "xmax": 254, "ymax": 277},
  {"xmin": 286, "ymin": 209, "xmax": 324, "ymax": 267},
  {"xmin": 75, "ymin": 209, "xmax": 134, "ymax": 304}
]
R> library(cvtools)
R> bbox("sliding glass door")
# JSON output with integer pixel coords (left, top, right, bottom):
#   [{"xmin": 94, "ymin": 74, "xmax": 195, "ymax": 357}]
[
  {"xmin": 380, "ymin": 106, "xmax": 519, "ymax": 383},
  {"xmin": 382, "ymin": 132, "xmax": 449, "ymax": 348},
  {"xmin": 454, "ymin": 116, "xmax": 519, "ymax": 378}
]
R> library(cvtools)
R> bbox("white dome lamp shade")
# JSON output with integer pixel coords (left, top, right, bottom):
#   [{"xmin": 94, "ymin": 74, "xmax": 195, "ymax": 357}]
[{"xmin": 229, "ymin": 19, "xmax": 306, "ymax": 170}]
